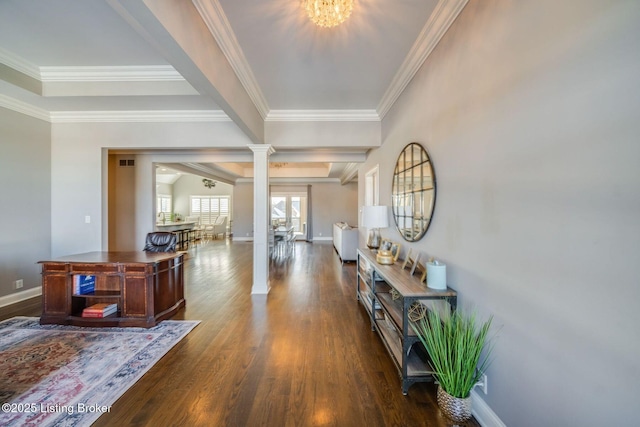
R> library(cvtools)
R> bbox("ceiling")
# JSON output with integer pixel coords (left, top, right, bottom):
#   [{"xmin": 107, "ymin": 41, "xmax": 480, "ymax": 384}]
[{"xmin": 0, "ymin": 0, "xmax": 463, "ymax": 183}]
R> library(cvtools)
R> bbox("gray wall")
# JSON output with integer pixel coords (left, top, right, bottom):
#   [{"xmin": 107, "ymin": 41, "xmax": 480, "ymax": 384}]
[
  {"xmin": 361, "ymin": 1, "xmax": 640, "ymax": 425},
  {"xmin": 0, "ymin": 108, "xmax": 51, "ymax": 299},
  {"xmin": 233, "ymin": 181, "xmax": 358, "ymax": 240},
  {"xmin": 232, "ymin": 182, "xmax": 254, "ymax": 239},
  {"xmin": 309, "ymin": 182, "xmax": 358, "ymax": 238}
]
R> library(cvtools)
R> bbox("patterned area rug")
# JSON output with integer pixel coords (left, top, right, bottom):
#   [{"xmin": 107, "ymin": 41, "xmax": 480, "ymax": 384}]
[{"xmin": 0, "ymin": 317, "xmax": 199, "ymax": 426}]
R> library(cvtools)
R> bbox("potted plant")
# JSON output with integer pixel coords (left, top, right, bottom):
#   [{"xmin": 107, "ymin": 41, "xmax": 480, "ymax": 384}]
[{"xmin": 412, "ymin": 308, "xmax": 495, "ymax": 423}]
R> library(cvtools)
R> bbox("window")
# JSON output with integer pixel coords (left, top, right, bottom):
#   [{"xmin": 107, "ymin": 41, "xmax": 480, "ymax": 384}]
[
  {"xmin": 191, "ymin": 196, "xmax": 230, "ymax": 224},
  {"xmin": 157, "ymin": 195, "xmax": 172, "ymax": 214},
  {"xmin": 271, "ymin": 191, "xmax": 307, "ymax": 237}
]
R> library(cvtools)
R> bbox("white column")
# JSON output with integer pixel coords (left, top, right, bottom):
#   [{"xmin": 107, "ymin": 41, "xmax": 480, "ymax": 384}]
[{"xmin": 248, "ymin": 144, "xmax": 275, "ymax": 294}]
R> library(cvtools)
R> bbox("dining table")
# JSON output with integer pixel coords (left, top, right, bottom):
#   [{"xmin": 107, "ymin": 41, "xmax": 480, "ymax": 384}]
[{"xmin": 272, "ymin": 225, "xmax": 295, "ymax": 258}]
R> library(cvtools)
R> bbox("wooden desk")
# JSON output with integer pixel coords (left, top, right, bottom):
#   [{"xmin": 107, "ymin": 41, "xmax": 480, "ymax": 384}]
[{"xmin": 39, "ymin": 251, "xmax": 185, "ymax": 328}]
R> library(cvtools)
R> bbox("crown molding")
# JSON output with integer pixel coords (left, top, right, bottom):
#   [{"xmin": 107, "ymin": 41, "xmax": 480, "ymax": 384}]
[
  {"xmin": 0, "ymin": 48, "xmax": 185, "ymax": 83},
  {"xmin": 0, "ymin": 94, "xmax": 50, "ymax": 121},
  {"xmin": 193, "ymin": 0, "xmax": 270, "ymax": 119},
  {"xmin": 376, "ymin": 0, "xmax": 469, "ymax": 119},
  {"xmin": 236, "ymin": 177, "xmax": 341, "ymax": 184},
  {"xmin": 0, "ymin": 94, "xmax": 232, "ymax": 123},
  {"xmin": 49, "ymin": 110, "xmax": 230, "ymax": 123},
  {"xmin": 0, "ymin": 47, "xmax": 40, "ymax": 80},
  {"xmin": 266, "ymin": 110, "xmax": 380, "ymax": 122},
  {"xmin": 39, "ymin": 65, "xmax": 185, "ymax": 82},
  {"xmin": 340, "ymin": 162, "xmax": 360, "ymax": 184}
]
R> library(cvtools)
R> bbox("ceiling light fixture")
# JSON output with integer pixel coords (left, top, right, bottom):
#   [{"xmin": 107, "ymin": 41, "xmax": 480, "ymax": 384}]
[
  {"xmin": 303, "ymin": 0, "xmax": 354, "ymax": 28},
  {"xmin": 202, "ymin": 178, "xmax": 216, "ymax": 188}
]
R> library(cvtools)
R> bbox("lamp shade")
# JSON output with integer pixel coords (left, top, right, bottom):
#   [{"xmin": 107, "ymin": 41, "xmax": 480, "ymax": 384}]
[{"xmin": 361, "ymin": 205, "xmax": 389, "ymax": 229}]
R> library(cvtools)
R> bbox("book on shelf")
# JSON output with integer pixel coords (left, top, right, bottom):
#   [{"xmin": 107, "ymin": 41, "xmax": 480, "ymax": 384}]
[
  {"xmin": 73, "ymin": 274, "xmax": 96, "ymax": 295},
  {"xmin": 81, "ymin": 303, "xmax": 118, "ymax": 318}
]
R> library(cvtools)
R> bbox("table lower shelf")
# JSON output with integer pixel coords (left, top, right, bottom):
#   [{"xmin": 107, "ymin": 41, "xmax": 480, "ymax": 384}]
[
  {"xmin": 374, "ymin": 316, "xmax": 435, "ymax": 377},
  {"xmin": 40, "ymin": 298, "xmax": 185, "ymax": 328}
]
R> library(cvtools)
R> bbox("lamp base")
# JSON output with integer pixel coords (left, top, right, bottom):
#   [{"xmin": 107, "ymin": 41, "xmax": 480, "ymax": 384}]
[
  {"xmin": 366, "ymin": 228, "xmax": 381, "ymax": 250},
  {"xmin": 376, "ymin": 250, "xmax": 394, "ymax": 265}
]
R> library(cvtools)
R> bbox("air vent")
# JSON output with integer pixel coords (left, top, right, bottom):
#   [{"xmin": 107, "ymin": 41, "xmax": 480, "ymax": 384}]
[{"xmin": 119, "ymin": 159, "xmax": 135, "ymax": 167}]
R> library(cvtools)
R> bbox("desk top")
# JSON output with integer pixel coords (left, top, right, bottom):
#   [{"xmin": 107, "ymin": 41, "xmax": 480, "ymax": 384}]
[{"xmin": 39, "ymin": 251, "xmax": 182, "ymax": 264}]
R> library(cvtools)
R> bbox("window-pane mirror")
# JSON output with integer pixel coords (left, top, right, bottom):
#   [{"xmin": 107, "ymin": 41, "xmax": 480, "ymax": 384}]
[{"xmin": 391, "ymin": 143, "xmax": 436, "ymax": 242}]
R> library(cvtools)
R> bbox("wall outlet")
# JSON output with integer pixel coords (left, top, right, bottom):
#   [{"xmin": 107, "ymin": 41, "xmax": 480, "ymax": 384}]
[
  {"xmin": 14, "ymin": 279, "xmax": 23, "ymax": 289},
  {"xmin": 85, "ymin": 215, "xmax": 91, "ymax": 223},
  {"xmin": 477, "ymin": 373, "xmax": 488, "ymax": 394}
]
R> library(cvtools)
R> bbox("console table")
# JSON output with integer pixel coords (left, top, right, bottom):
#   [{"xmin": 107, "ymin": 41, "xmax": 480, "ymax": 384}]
[
  {"xmin": 39, "ymin": 251, "xmax": 185, "ymax": 328},
  {"xmin": 356, "ymin": 249, "xmax": 457, "ymax": 394}
]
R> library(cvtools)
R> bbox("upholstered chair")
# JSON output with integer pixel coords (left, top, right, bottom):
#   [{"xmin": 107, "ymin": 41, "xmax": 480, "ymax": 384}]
[{"xmin": 143, "ymin": 232, "xmax": 177, "ymax": 252}]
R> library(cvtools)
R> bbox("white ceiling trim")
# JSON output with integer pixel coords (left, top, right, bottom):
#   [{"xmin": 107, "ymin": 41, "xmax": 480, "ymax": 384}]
[
  {"xmin": 50, "ymin": 110, "xmax": 231, "ymax": 123},
  {"xmin": 0, "ymin": 47, "xmax": 40, "ymax": 80},
  {"xmin": 237, "ymin": 177, "xmax": 342, "ymax": 184},
  {"xmin": 0, "ymin": 94, "xmax": 49, "ymax": 121},
  {"xmin": 376, "ymin": 0, "xmax": 469, "ymax": 119},
  {"xmin": 40, "ymin": 65, "xmax": 185, "ymax": 82},
  {"xmin": 266, "ymin": 110, "xmax": 380, "ymax": 122},
  {"xmin": 340, "ymin": 163, "xmax": 360, "ymax": 185},
  {"xmin": 193, "ymin": 0, "xmax": 270, "ymax": 119}
]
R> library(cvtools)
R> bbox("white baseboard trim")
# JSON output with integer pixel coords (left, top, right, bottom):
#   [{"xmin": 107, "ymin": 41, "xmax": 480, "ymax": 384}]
[
  {"xmin": 313, "ymin": 237, "xmax": 333, "ymax": 241},
  {"xmin": 232, "ymin": 237, "xmax": 253, "ymax": 242},
  {"xmin": 0, "ymin": 286, "xmax": 42, "ymax": 308},
  {"xmin": 471, "ymin": 390, "xmax": 505, "ymax": 427}
]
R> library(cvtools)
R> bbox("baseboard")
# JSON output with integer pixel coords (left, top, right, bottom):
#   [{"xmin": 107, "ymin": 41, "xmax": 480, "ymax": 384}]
[
  {"xmin": 233, "ymin": 236, "xmax": 253, "ymax": 242},
  {"xmin": 0, "ymin": 286, "xmax": 42, "ymax": 308},
  {"xmin": 471, "ymin": 390, "xmax": 506, "ymax": 427},
  {"xmin": 313, "ymin": 237, "xmax": 333, "ymax": 241}
]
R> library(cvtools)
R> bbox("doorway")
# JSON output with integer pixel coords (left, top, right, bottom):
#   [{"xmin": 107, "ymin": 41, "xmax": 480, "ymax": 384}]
[{"xmin": 271, "ymin": 191, "xmax": 308, "ymax": 240}]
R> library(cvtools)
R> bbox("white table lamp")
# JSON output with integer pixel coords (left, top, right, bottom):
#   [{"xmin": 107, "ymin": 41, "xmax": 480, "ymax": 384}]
[{"xmin": 361, "ymin": 205, "xmax": 389, "ymax": 250}]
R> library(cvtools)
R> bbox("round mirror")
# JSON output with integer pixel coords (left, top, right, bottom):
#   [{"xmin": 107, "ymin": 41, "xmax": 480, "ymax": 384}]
[{"xmin": 391, "ymin": 143, "xmax": 436, "ymax": 242}]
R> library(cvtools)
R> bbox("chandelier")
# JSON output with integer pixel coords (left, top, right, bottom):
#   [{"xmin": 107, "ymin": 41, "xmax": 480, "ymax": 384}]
[
  {"xmin": 202, "ymin": 179, "xmax": 216, "ymax": 188},
  {"xmin": 303, "ymin": 0, "xmax": 354, "ymax": 28}
]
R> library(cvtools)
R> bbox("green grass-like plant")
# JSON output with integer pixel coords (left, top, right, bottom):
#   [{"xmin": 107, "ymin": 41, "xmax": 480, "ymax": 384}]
[{"xmin": 412, "ymin": 308, "xmax": 494, "ymax": 399}]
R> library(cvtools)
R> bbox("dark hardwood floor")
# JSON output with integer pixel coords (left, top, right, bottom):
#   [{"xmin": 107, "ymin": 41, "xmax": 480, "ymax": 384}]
[{"xmin": 2, "ymin": 240, "xmax": 479, "ymax": 427}]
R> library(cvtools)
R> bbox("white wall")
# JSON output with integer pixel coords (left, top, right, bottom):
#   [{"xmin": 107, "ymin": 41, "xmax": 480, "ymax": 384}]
[
  {"xmin": 0, "ymin": 108, "xmax": 50, "ymax": 298},
  {"xmin": 51, "ymin": 121, "xmax": 251, "ymax": 256},
  {"xmin": 172, "ymin": 174, "xmax": 234, "ymax": 221},
  {"xmin": 361, "ymin": 1, "xmax": 640, "ymax": 425},
  {"xmin": 265, "ymin": 120, "xmax": 380, "ymax": 147}
]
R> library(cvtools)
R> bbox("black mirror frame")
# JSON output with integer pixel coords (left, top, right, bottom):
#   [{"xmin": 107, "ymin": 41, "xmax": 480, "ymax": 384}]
[{"xmin": 391, "ymin": 142, "xmax": 436, "ymax": 242}]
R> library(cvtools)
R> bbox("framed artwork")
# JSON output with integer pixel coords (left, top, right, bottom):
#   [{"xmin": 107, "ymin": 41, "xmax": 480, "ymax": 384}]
[
  {"xmin": 402, "ymin": 248, "xmax": 414, "ymax": 270},
  {"xmin": 403, "ymin": 250, "xmax": 421, "ymax": 272},
  {"xmin": 380, "ymin": 239, "xmax": 392, "ymax": 252},
  {"xmin": 411, "ymin": 254, "xmax": 422, "ymax": 276},
  {"xmin": 390, "ymin": 242, "xmax": 401, "ymax": 262}
]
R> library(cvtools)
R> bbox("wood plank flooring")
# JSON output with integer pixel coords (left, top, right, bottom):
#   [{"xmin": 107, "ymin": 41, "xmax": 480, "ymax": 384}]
[{"xmin": 2, "ymin": 240, "xmax": 479, "ymax": 427}]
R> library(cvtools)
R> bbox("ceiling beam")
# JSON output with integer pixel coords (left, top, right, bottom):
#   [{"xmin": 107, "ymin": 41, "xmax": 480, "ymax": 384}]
[{"xmin": 108, "ymin": 0, "xmax": 264, "ymax": 143}]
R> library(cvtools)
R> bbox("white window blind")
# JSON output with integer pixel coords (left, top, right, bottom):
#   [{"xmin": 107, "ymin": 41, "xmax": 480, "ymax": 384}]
[
  {"xmin": 191, "ymin": 196, "xmax": 230, "ymax": 224},
  {"xmin": 157, "ymin": 195, "xmax": 172, "ymax": 214}
]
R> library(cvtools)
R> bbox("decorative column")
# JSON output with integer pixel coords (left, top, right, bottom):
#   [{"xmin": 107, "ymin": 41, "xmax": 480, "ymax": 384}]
[{"xmin": 248, "ymin": 144, "xmax": 275, "ymax": 294}]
